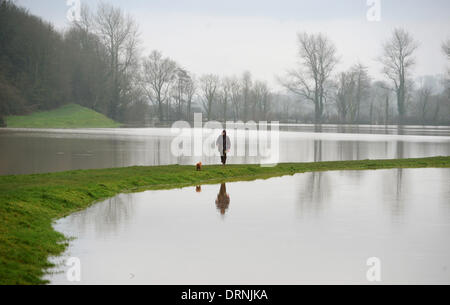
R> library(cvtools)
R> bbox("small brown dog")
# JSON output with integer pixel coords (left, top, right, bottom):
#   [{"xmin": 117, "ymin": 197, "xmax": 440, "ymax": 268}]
[{"xmin": 196, "ymin": 162, "xmax": 203, "ymax": 171}]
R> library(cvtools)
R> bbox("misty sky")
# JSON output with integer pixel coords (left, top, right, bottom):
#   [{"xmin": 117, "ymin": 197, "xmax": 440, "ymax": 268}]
[{"xmin": 15, "ymin": 0, "xmax": 450, "ymax": 88}]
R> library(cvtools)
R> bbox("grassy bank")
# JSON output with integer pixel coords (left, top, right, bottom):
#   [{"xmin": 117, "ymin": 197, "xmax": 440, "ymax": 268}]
[
  {"xmin": 5, "ymin": 104, "xmax": 121, "ymax": 128},
  {"xmin": 0, "ymin": 156, "xmax": 449, "ymax": 285}
]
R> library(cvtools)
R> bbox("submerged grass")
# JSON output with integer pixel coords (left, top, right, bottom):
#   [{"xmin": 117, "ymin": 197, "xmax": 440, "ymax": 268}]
[{"xmin": 0, "ymin": 156, "xmax": 449, "ymax": 285}]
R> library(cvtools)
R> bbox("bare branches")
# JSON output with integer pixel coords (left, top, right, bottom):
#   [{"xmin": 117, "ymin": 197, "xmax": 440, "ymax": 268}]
[
  {"xmin": 229, "ymin": 77, "xmax": 242, "ymax": 121},
  {"xmin": 379, "ymin": 28, "xmax": 418, "ymax": 123},
  {"xmin": 199, "ymin": 74, "xmax": 220, "ymax": 121},
  {"xmin": 72, "ymin": 4, "xmax": 92, "ymax": 33},
  {"xmin": 443, "ymin": 40, "xmax": 450, "ymax": 92},
  {"xmin": 70, "ymin": 2, "xmax": 141, "ymax": 119},
  {"xmin": 241, "ymin": 71, "xmax": 253, "ymax": 121},
  {"xmin": 380, "ymin": 29, "xmax": 418, "ymax": 81},
  {"xmin": 282, "ymin": 69, "xmax": 315, "ymax": 102},
  {"xmin": 350, "ymin": 63, "xmax": 371, "ymax": 122},
  {"xmin": 252, "ymin": 81, "xmax": 271, "ymax": 121},
  {"xmin": 95, "ymin": 2, "xmax": 140, "ymax": 72},
  {"xmin": 141, "ymin": 50, "xmax": 177, "ymax": 121},
  {"xmin": 218, "ymin": 77, "xmax": 233, "ymax": 122},
  {"xmin": 281, "ymin": 32, "xmax": 338, "ymax": 123},
  {"xmin": 417, "ymin": 83, "xmax": 433, "ymax": 124},
  {"xmin": 442, "ymin": 40, "xmax": 450, "ymax": 60},
  {"xmin": 335, "ymin": 71, "xmax": 355, "ymax": 122}
]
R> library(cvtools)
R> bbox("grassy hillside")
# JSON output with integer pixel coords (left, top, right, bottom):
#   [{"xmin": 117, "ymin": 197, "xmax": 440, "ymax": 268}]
[
  {"xmin": 5, "ymin": 104, "xmax": 121, "ymax": 128},
  {"xmin": 0, "ymin": 156, "xmax": 449, "ymax": 285}
]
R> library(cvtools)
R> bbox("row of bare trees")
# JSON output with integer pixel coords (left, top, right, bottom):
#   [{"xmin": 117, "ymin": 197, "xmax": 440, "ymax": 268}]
[
  {"xmin": 1, "ymin": 0, "xmax": 449, "ymax": 125},
  {"xmin": 77, "ymin": 3, "xmax": 447, "ymax": 125},
  {"xmin": 67, "ymin": 3, "xmax": 277, "ymax": 124},
  {"xmin": 69, "ymin": 5, "xmax": 450, "ymax": 125},
  {"xmin": 73, "ymin": 3, "xmax": 274, "ymax": 123},
  {"xmin": 282, "ymin": 28, "xmax": 450, "ymax": 125},
  {"xmin": 198, "ymin": 72, "xmax": 272, "ymax": 122},
  {"xmin": 139, "ymin": 53, "xmax": 272, "ymax": 123}
]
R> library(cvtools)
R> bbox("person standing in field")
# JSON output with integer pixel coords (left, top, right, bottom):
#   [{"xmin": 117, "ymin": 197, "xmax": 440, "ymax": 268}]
[{"xmin": 216, "ymin": 130, "xmax": 231, "ymax": 166}]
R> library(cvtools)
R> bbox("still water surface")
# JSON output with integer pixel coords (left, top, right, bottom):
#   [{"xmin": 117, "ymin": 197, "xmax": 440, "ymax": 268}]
[
  {"xmin": 47, "ymin": 168, "xmax": 450, "ymax": 285},
  {"xmin": 1, "ymin": 125, "xmax": 450, "ymax": 175}
]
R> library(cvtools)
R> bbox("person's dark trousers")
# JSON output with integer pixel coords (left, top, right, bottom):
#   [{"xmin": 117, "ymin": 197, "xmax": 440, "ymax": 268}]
[{"xmin": 221, "ymin": 151, "xmax": 227, "ymax": 165}]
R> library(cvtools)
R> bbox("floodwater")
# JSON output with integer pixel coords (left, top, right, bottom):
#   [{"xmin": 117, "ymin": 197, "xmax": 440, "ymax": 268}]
[
  {"xmin": 46, "ymin": 168, "xmax": 450, "ymax": 285},
  {"xmin": 1, "ymin": 125, "xmax": 450, "ymax": 175}
]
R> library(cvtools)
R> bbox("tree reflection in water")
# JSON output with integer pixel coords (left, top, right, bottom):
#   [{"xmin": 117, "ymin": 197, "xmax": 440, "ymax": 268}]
[
  {"xmin": 66, "ymin": 194, "xmax": 135, "ymax": 237},
  {"xmin": 297, "ymin": 171, "xmax": 332, "ymax": 217},
  {"xmin": 394, "ymin": 130, "xmax": 405, "ymax": 214}
]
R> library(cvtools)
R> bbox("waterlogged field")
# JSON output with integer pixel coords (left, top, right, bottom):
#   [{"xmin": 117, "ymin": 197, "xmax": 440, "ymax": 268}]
[
  {"xmin": 46, "ymin": 168, "xmax": 450, "ymax": 285},
  {"xmin": 1, "ymin": 125, "xmax": 450, "ymax": 175}
]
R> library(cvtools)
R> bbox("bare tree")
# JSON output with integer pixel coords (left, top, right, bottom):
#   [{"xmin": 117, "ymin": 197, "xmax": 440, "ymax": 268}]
[
  {"xmin": 93, "ymin": 2, "xmax": 140, "ymax": 120},
  {"xmin": 443, "ymin": 40, "xmax": 450, "ymax": 60},
  {"xmin": 334, "ymin": 64, "xmax": 371, "ymax": 124},
  {"xmin": 253, "ymin": 81, "xmax": 271, "ymax": 121},
  {"xmin": 372, "ymin": 81, "xmax": 392, "ymax": 125},
  {"xmin": 379, "ymin": 28, "xmax": 418, "ymax": 124},
  {"xmin": 73, "ymin": 3, "xmax": 93, "ymax": 33},
  {"xmin": 443, "ymin": 40, "xmax": 450, "ymax": 94},
  {"xmin": 219, "ymin": 77, "xmax": 233, "ymax": 122},
  {"xmin": 185, "ymin": 75, "xmax": 196, "ymax": 122},
  {"xmin": 241, "ymin": 71, "xmax": 253, "ymax": 122},
  {"xmin": 67, "ymin": 7, "xmax": 112, "ymax": 114},
  {"xmin": 141, "ymin": 50, "xmax": 177, "ymax": 121},
  {"xmin": 200, "ymin": 74, "xmax": 219, "ymax": 120},
  {"xmin": 416, "ymin": 84, "xmax": 432, "ymax": 125},
  {"xmin": 335, "ymin": 71, "xmax": 355, "ymax": 123},
  {"xmin": 282, "ymin": 32, "xmax": 338, "ymax": 123},
  {"xmin": 172, "ymin": 68, "xmax": 194, "ymax": 120},
  {"xmin": 230, "ymin": 77, "xmax": 242, "ymax": 121},
  {"xmin": 350, "ymin": 63, "xmax": 371, "ymax": 122}
]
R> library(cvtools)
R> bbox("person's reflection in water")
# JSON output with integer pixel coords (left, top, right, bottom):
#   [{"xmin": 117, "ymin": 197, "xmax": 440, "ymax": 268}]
[{"xmin": 215, "ymin": 183, "xmax": 230, "ymax": 216}]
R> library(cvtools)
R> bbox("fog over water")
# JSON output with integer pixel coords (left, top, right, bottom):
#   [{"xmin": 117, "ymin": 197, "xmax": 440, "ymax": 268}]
[{"xmin": 1, "ymin": 126, "xmax": 450, "ymax": 175}]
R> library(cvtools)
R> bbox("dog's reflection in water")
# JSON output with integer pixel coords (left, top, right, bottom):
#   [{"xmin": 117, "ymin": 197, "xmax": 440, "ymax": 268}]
[{"xmin": 215, "ymin": 183, "xmax": 230, "ymax": 215}]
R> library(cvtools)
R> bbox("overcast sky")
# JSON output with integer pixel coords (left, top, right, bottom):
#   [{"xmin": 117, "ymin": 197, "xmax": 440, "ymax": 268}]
[{"xmin": 16, "ymin": 0, "xmax": 450, "ymax": 88}]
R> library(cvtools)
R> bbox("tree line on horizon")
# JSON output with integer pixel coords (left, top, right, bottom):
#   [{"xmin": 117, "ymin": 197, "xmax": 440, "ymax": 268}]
[{"xmin": 1, "ymin": 0, "xmax": 449, "ymax": 127}]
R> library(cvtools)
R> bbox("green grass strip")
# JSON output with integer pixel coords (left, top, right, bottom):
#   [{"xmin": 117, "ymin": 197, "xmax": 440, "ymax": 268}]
[
  {"xmin": 5, "ymin": 104, "xmax": 120, "ymax": 129},
  {"xmin": 0, "ymin": 156, "xmax": 449, "ymax": 284}
]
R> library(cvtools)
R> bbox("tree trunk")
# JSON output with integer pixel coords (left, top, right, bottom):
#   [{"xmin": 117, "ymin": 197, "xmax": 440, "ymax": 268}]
[
  {"xmin": 385, "ymin": 95, "xmax": 389, "ymax": 125},
  {"xmin": 186, "ymin": 99, "xmax": 192, "ymax": 122}
]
